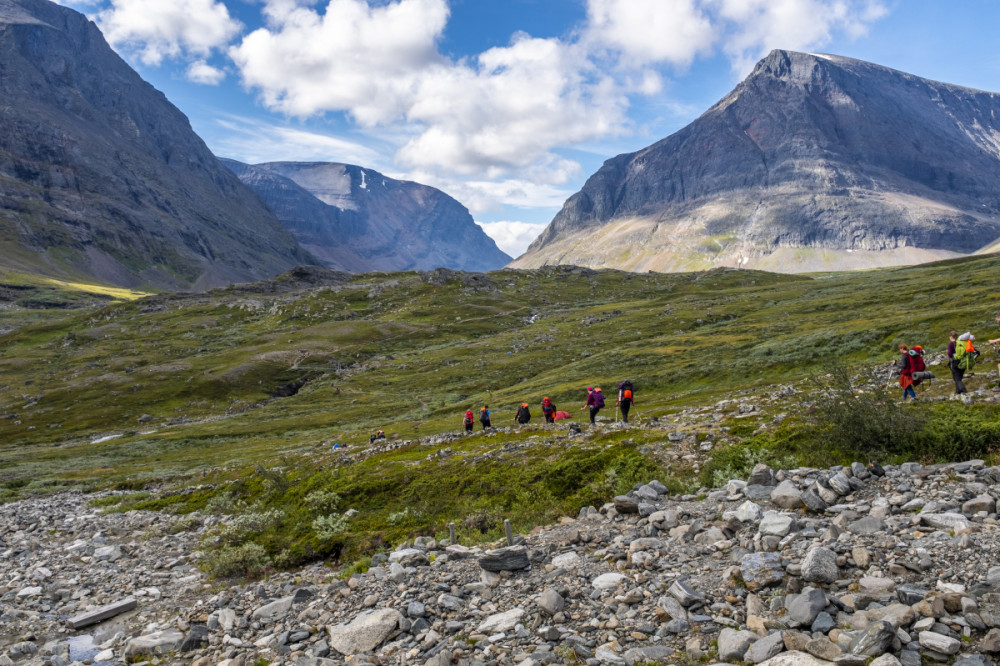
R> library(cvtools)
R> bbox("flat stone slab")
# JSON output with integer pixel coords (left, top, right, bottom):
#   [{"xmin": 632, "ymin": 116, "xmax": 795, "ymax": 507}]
[
  {"xmin": 122, "ymin": 629, "xmax": 184, "ymax": 661},
  {"xmin": 66, "ymin": 597, "xmax": 137, "ymax": 629},
  {"xmin": 327, "ymin": 608, "xmax": 402, "ymax": 655},
  {"xmin": 477, "ymin": 608, "xmax": 525, "ymax": 633}
]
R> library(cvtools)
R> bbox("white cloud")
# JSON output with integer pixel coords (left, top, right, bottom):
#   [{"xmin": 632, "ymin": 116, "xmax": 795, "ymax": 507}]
[
  {"xmin": 97, "ymin": 0, "xmax": 242, "ymax": 66},
  {"xmin": 186, "ymin": 60, "xmax": 226, "ymax": 85},
  {"xmin": 585, "ymin": 0, "xmax": 715, "ymax": 67},
  {"xmin": 713, "ymin": 0, "xmax": 889, "ymax": 75},
  {"xmin": 209, "ymin": 115, "xmax": 383, "ymax": 166},
  {"xmin": 476, "ymin": 220, "xmax": 548, "ymax": 258},
  {"xmin": 230, "ymin": 0, "xmax": 449, "ymax": 121}
]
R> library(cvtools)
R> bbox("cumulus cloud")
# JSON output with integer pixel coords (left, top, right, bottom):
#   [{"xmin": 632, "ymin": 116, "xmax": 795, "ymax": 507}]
[
  {"xmin": 97, "ymin": 0, "xmax": 242, "ymax": 66},
  {"xmin": 476, "ymin": 220, "xmax": 549, "ymax": 258},
  {"xmin": 713, "ymin": 0, "xmax": 889, "ymax": 74},
  {"xmin": 186, "ymin": 60, "xmax": 226, "ymax": 85},
  {"xmin": 209, "ymin": 115, "xmax": 382, "ymax": 166},
  {"xmin": 230, "ymin": 0, "xmax": 449, "ymax": 121},
  {"xmin": 585, "ymin": 0, "xmax": 715, "ymax": 67}
]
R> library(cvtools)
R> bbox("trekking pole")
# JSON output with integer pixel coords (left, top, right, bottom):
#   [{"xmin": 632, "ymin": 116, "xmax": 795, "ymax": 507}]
[{"xmin": 615, "ymin": 404, "xmax": 620, "ymax": 422}]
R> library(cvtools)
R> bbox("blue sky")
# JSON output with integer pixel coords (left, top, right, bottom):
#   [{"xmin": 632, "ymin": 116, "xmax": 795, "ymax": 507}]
[{"xmin": 54, "ymin": 0, "xmax": 1000, "ymax": 257}]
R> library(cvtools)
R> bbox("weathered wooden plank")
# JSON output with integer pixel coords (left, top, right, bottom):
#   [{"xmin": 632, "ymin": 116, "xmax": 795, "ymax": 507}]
[{"xmin": 66, "ymin": 597, "xmax": 137, "ymax": 629}]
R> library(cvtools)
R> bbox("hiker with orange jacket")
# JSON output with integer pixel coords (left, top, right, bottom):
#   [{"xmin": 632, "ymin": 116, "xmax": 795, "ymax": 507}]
[{"xmin": 541, "ymin": 397, "xmax": 557, "ymax": 423}]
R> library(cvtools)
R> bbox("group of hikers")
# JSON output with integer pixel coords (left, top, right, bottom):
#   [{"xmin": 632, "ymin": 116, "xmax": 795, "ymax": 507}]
[
  {"xmin": 897, "ymin": 315, "xmax": 1000, "ymax": 399},
  {"xmin": 463, "ymin": 381, "xmax": 637, "ymax": 432}
]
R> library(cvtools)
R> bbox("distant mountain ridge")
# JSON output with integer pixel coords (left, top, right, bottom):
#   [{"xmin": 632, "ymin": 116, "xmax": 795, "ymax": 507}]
[
  {"xmin": 223, "ymin": 160, "xmax": 511, "ymax": 273},
  {"xmin": 512, "ymin": 50, "xmax": 1000, "ymax": 273}
]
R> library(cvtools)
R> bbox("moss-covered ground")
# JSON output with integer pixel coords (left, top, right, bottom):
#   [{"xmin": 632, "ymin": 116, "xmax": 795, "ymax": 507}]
[{"xmin": 2, "ymin": 257, "xmax": 1000, "ymax": 574}]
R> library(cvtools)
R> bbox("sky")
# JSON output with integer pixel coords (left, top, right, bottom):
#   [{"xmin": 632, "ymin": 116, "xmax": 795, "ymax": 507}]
[{"xmin": 53, "ymin": 0, "xmax": 1000, "ymax": 258}]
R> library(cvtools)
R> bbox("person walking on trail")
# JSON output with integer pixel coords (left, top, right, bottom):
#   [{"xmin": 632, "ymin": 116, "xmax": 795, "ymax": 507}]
[
  {"xmin": 583, "ymin": 387, "xmax": 605, "ymax": 424},
  {"xmin": 463, "ymin": 410, "xmax": 474, "ymax": 433},
  {"xmin": 541, "ymin": 397, "xmax": 557, "ymax": 423},
  {"xmin": 898, "ymin": 343, "xmax": 916, "ymax": 400},
  {"xmin": 617, "ymin": 380, "xmax": 635, "ymax": 422},
  {"xmin": 479, "ymin": 405, "xmax": 492, "ymax": 429},
  {"xmin": 987, "ymin": 313, "xmax": 1000, "ymax": 382},
  {"xmin": 948, "ymin": 331, "xmax": 969, "ymax": 395},
  {"xmin": 515, "ymin": 402, "xmax": 531, "ymax": 424}
]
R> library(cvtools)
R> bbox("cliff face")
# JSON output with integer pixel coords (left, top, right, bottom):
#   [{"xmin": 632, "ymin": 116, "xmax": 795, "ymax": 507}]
[
  {"xmin": 0, "ymin": 0, "xmax": 316, "ymax": 290},
  {"xmin": 513, "ymin": 50, "xmax": 1000, "ymax": 273},
  {"xmin": 224, "ymin": 161, "xmax": 512, "ymax": 273}
]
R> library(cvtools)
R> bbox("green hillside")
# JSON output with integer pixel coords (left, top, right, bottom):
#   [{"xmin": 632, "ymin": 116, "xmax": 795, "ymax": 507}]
[{"xmin": 2, "ymin": 258, "xmax": 1000, "ymax": 574}]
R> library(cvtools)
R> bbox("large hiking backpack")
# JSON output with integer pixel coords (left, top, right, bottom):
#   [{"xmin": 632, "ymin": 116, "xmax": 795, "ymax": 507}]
[
  {"xmin": 956, "ymin": 341, "xmax": 978, "ymax": 371},
  {"xmin": 593, "ymin": 390, "xmax": 605, "ymax": 409},
  {"xmin": 620, "ymin": 380, "xmax": 634, "ymax": 401},
  {"xmin": 480, "ymin": 408, "xmax": 491, "ymax": 424},
  {"xmin": 516, "ymin": 404, "xmax": 531, "ymax": 423}
]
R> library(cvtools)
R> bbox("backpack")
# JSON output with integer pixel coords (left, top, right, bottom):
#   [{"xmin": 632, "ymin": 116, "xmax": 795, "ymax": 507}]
[
  {"xmin": 516, "ymin": 405, "xmax": 530, "ymax": 423},
  {"xmin": 480, "ymin": 408, "xmax": 490, "ymax": 424},
  {"xmin": 910, "ymin": 352, "xmax": 925, "ymax": 374},
  {"xmin": 956, "ymin": 341, "xmax": 977, "ymax": 371},
  {"xmin": 464, "ymin": 412, "xmax": 473, "ymax": 426},
  {"xmin": 594, "ymin": 390, "xmax": 605, "ymax": 409},
  {"xmin": 620, "ymin": 380, "xmax": 634, "ymax": 401}
]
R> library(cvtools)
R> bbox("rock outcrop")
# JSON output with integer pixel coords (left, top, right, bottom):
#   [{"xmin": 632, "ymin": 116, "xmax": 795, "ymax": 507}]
[
  {"xmin": 0, "ymin": 0, "xmax": 316, "ymax": 290},
  {"xmin": 513, "ymin": 50, "xmax": 1000, "ymax": 274},
  {"xmin": 223, "ymin": 160, "xmax": 512, "ymax": 273}
]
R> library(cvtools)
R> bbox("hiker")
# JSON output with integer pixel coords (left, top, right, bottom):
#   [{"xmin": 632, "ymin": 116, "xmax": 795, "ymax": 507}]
[
  {"xmin": 909, "ymin": 345, "xmax": 933, "ymax": 386},
  {"xmin": 376, "ymin": 430, "xmax": 385, "ymax": 440},
  {"xmin": 948, "ymin": 331, "xmax": 969, "ymax": 395},
  {"xmin": 617, "ymin": 380, "xmax": 634, "ymax": 422},
  {"xmin": 515, "ymin": 402, "xmax": 531, "ymax": 424},
  {"xmin": 898, "ymin": 343, "xmax": 916, "ymax": 400},
  {"xmin": 479, "ymin": 405, "xmax": 492, "ymax": 429},
  {"xmin": 369, "ymin": 432, "xmax": 378, "ymax": 444},
  {"xmin": 541, "ymin": 397, "xmax": 557, "ymax": 423},
  {"xmin": 463, "ymin": 410, "xmax": 474, "ymax": 433},
  {"xmin": 987, "ymin": 313, "xmax": 1000, "ymax": 380},
  {"xmin": 582, "ymin": 386, "xmax": 604, "ymax": 424}
]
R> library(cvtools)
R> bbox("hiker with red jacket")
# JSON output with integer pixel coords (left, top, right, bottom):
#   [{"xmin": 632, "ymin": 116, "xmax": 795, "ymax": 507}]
[
  {"xmin": 582, "ymin": 386, "xmax": 605, "ymax": 424},
  {"xmin": 541, "ymin": 397, "xmax": 557, "ymax": 423},
  {"xmin": 898, "ymin": 343, "xmax": 916, "ymax": 400},
  {"xmin": 617, "ymin": 380, "xmax": 635, "ymax": 422},
  {"xmin": 463, "ymin": 410, "xmax": 474, "ymax": 433}
]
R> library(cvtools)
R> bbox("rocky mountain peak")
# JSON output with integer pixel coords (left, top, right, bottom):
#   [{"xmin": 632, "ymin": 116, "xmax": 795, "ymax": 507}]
[
  {"xmin": 0, "ymin": 0, "xmax": 317, "ymax": 290},
  {"xmin": 513, "ymin": 51, "xmax": 1000, "ymax": 274}
]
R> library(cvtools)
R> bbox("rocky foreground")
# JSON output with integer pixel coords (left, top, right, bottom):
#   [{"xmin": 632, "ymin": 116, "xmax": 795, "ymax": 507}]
[{"xmin": 5, "ymin": 455, "xmax": 1000, "ymax": 666}]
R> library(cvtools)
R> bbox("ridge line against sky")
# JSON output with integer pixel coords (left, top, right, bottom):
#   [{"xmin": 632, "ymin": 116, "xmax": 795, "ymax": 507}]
[{"xmin": 52, "ymin": 0, "xmax": 1000, "ymax": 257}]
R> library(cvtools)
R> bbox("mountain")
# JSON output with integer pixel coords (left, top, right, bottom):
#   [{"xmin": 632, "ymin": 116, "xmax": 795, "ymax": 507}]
[
  {"xmin": 222, "ymin": 160, "xmax": 512, "ymax": 273},
  {"xmin": 512, "ymin": 50, "xmax": 1000, "ymax": 273},
  {"xmin": 0, "ymin": 0, "xmax": 316, "ymax": 290}
]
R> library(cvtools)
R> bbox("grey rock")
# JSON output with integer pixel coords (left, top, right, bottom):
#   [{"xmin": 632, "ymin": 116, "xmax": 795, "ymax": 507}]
[
  {"xmin": 478, "ymin": 546, "xmax": 529, "ymax": 571},
  {"xmin": 669, "ymin": 580, "xmax": 705, "ymax": 607},
  {"xmin": 389, "ymin": 548, "xmax": 430, "ymax": 567},
  {"xmin": 254, "ymin": 595, "xmax": 295, "ymax": 620},
  {"xmin": 785, "ymin": 588, "xmax": 827, "ymax": 627},
  {"xmin": 614, "ymin": 495, "xmax": 640, "ymax": 513},
  {"xmin": 537, "ymin": 588, "xmax": 564, "ymax": 616},
  {"xmin": 477, "ymin": 608, "xmax": 525, "ymax": 633},
  {"xmin": 827, "ymin": 473, "xmax": 852, "ymax": 496},
  {"xmin": 748, "ymin": 464, "xmax": 776, "ymax": 487},
  {"xmin": 746, "ymin": 485, "xmax": 777, "ymax": 500},
  {"xmin": 741, "ymin": 553, "xmax": 785, "ymax": 591},
  {"xmin": 624, "ymin": 646, "xmax": 675, "ymax": 664},
  {"xmin": 918, "ymin": 631, "xmax": 961, "ymax": 655},
  {"xmin": 122, "ymin": 630, "xmax": 185, "ymax": 661},
  {"xmin": 771, "ymin": 480, "xmax": 803, "ymax": 509},
  {"xmin": 849, "ymin": 621, "xmax": 895, "ymax": 657},
  {"xmin": 800, "ymin": 487, "xmax": 828, "ymax": 513},
  {"xmin": 811, "ymin": 612, "xmax": 836, "ymax": 634},
  {"xmin": 180, "ymin": 624, "xmax": 209, "ymax": 652},
  {"xmin": 407, "ymin": 601, "xmax": 426, "ymax": 618},
  {"xmin": 804, "ymin": 637, "xmax": 842, "ymax": 661},
  {"xmin": 718, "ymin": 628, "xmax": 758, "ymax": 662},
  {"xmin": 896, "ymin": 584, "xmax": 929, "ymax": 605},
  {"xmin": 746, "ymin": 632, "xmax": 786, "ymax": 663},
  {"xmin": 848, "ymin": 516, "xmax": 886, "ymax": 535},
  {"xmin": 801, "ymin": 547, "xmax": 839, "ymax": 584},
  {"xmin": 963, "ymin": 495, "xmax": 996, "ymax": 514},
  {"xmin": 760, "ymin": 512, "xmax": 795, "ymax": 537},
  {"xmin": 327, "ymin": 608, "xmax": 402, "ymax": 656}
]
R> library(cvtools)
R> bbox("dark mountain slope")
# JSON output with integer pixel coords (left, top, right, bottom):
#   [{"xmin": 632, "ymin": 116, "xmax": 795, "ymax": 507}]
[
  {"xmin": 0, "ymin": 0, "xmax": 316, "ymax": 289},
  {"xmin": 224, "ymin": 160, "xmax": 511, "ymax": 273},
  {"xmin": 513, "ymin": 50, "xmax": 1000, "ymax": 273}
]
